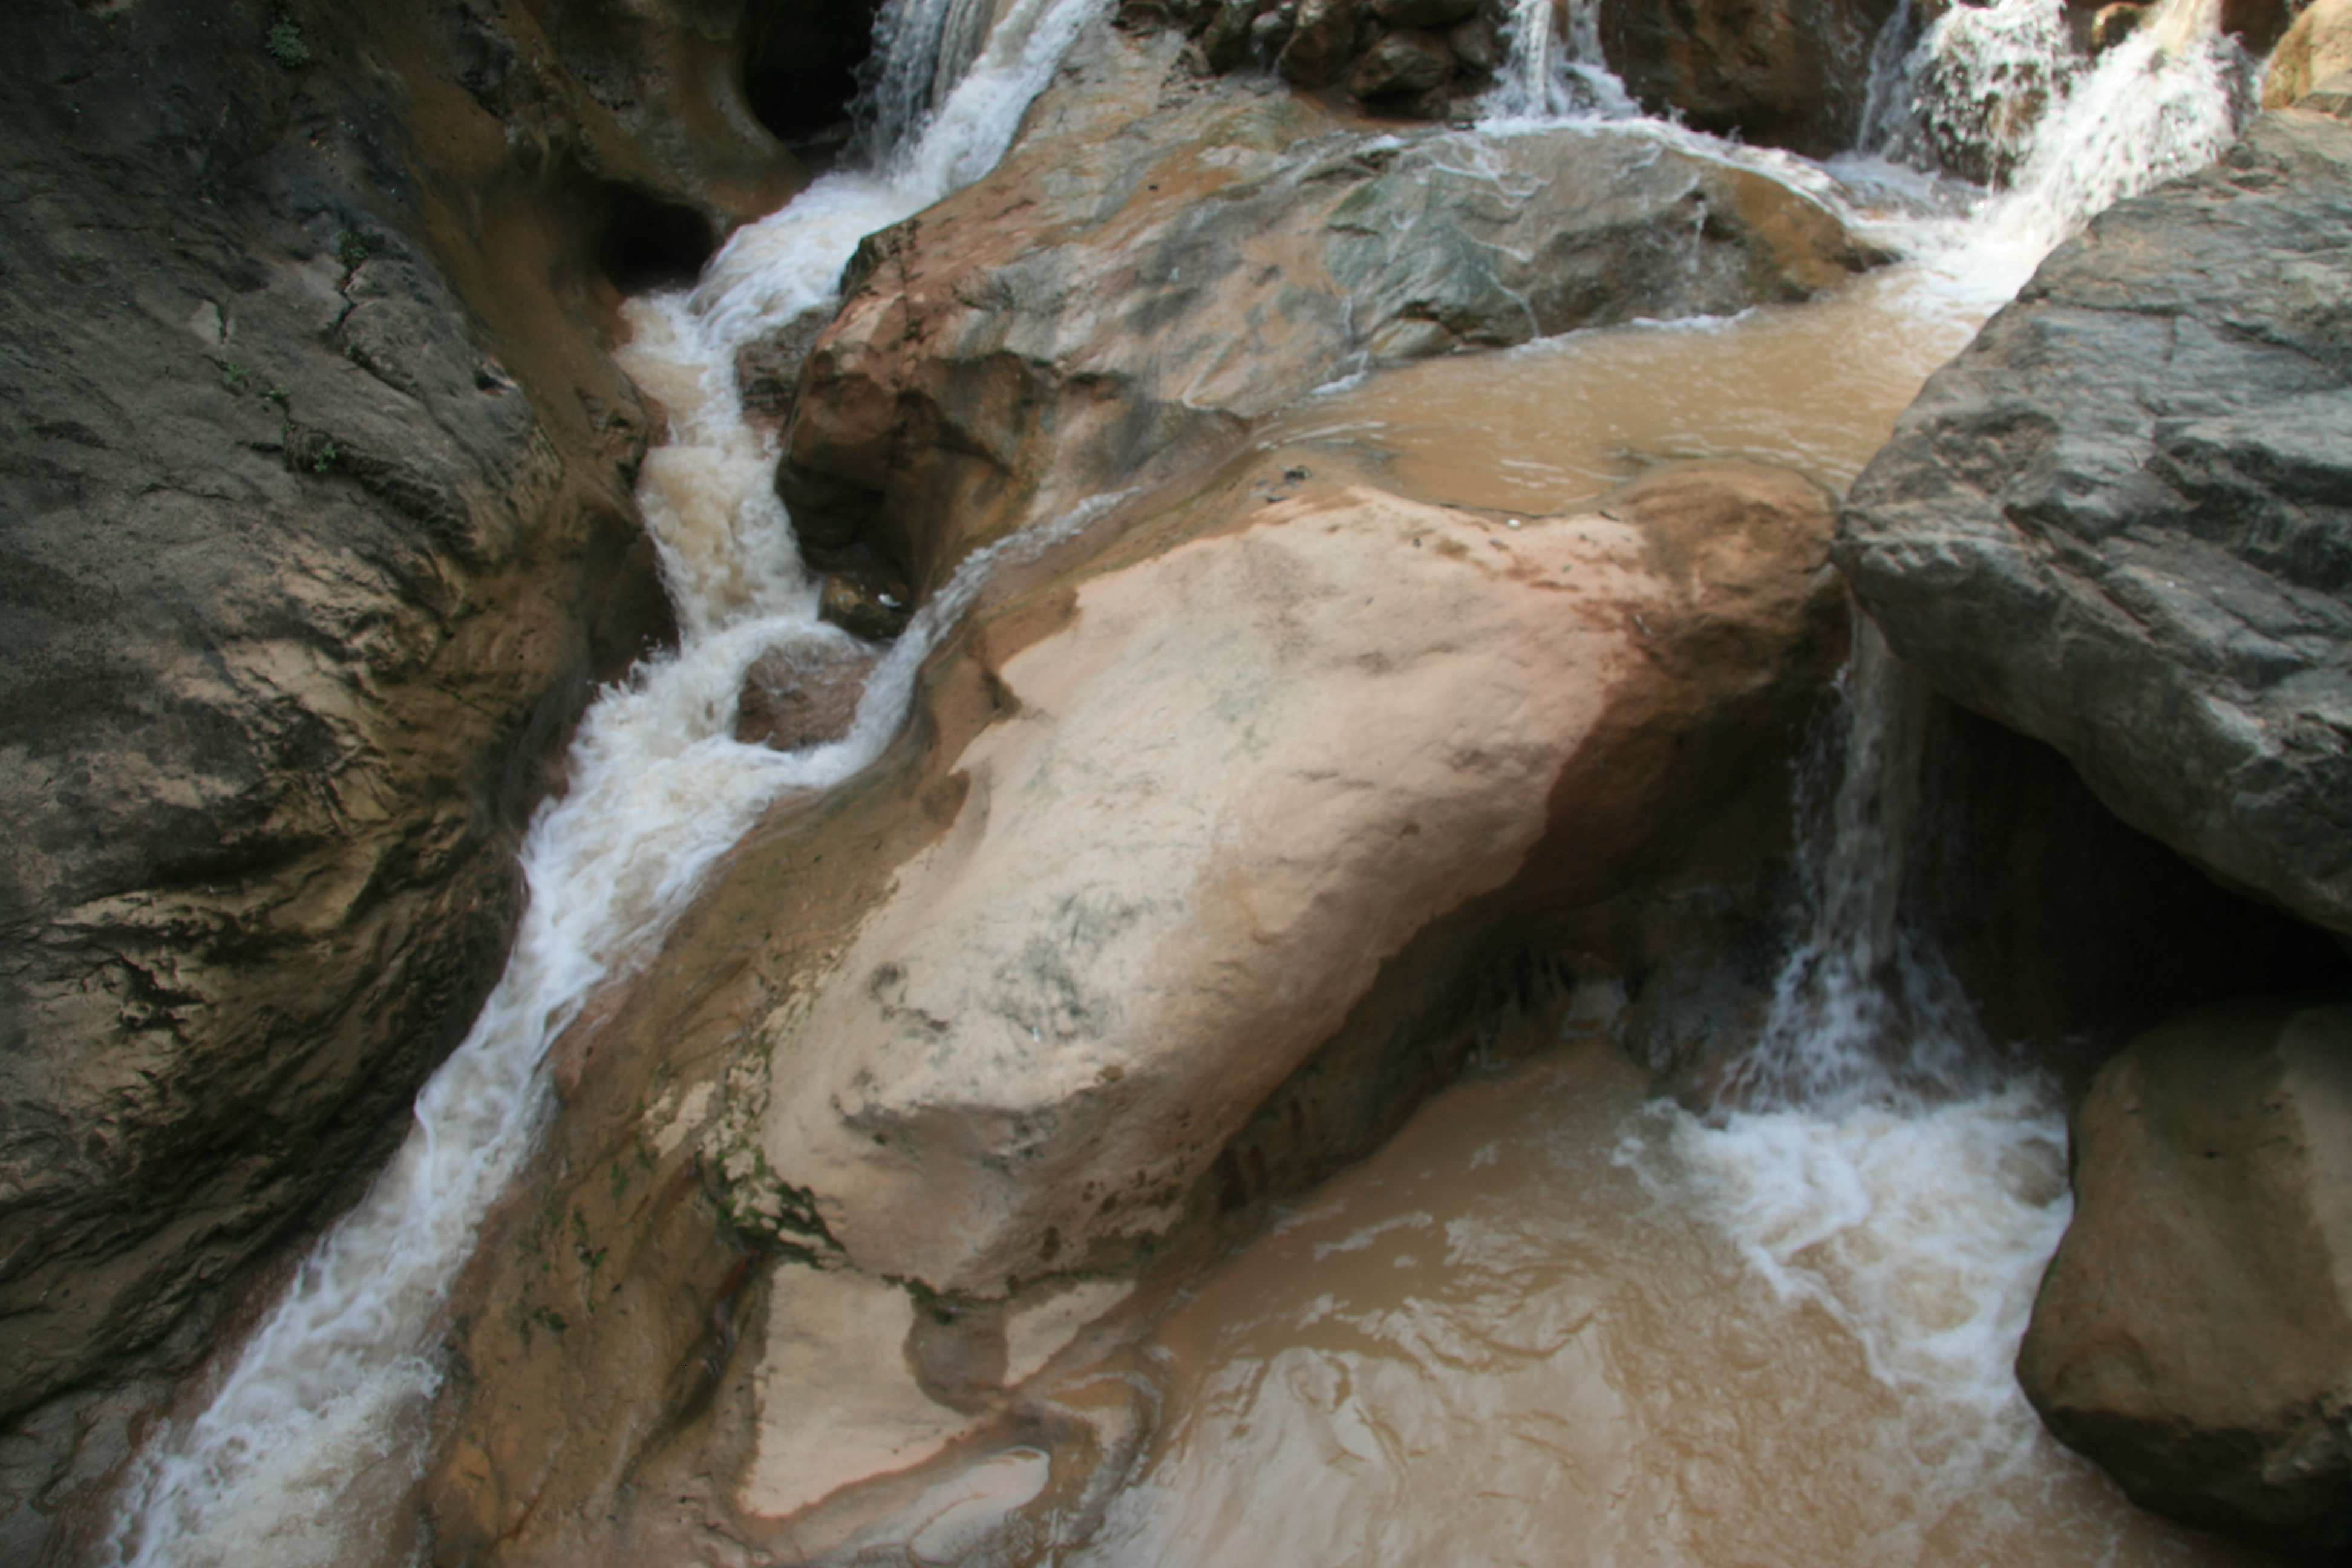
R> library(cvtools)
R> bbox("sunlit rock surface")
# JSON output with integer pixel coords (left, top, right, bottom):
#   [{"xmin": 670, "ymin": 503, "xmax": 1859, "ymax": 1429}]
[
  {"xmin": 2262, "ymin": 0, "xmax": 2352, "ymax": 106},
  {"xmin": 2019, "ymin": 995, "xmax": 2352, "ymax": 1555},
  {"xmin": 1838, "ymin": 106, "xmax": 2352, "ymax": 939},
  {"xmin": 422, "ymin": 455, "xmax": 1842, "ymax": 1565}
]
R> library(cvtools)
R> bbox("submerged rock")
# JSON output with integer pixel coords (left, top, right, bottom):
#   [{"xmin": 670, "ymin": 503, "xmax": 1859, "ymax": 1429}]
[
  {"xmin": 777, "ymin": 24, "xmax": 1887, "ymax": 595},
  {"xmin": 2018, "ymin": 996, "xmax": 2352, "ymax": 1555},
  {"xmin": 1838, "ymin": 106, "xmax": 2352, "ymax": 941}
]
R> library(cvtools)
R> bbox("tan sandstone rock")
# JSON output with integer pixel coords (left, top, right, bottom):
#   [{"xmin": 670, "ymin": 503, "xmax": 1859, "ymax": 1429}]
[
  {"xmin": 2264, "ymin": 0, "xmax": 2352, "ymax": 106},
  {"xmin": 725, "ymin": 463, "xmax": 1839, "ymax": 1299},
  {"xmin": 419, "ymin": 453, "xmax": 1840, "ymax": 1566},
  {"xmin": 2018, "ymin": 995, "xmax": 2352, "ymax": 1554}
]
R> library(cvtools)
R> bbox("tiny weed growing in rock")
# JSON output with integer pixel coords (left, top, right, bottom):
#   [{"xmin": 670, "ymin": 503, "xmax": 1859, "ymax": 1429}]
[
  {"xmin": 264, "ymin": 20, "xmax": 309, "ymax": 69},
  {"xmin": 336, "ymin": 230, "xmax": 370, "ymax": 272},
  {"xmin": 219, "ymin": 361, "xmax": 250, "ymax": 391}
]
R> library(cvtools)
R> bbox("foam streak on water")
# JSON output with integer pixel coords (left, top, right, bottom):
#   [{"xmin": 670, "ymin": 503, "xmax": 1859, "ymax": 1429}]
[{"xmin": 102, "ymin": 1, "xmax": 1108, "ymax": 1563}]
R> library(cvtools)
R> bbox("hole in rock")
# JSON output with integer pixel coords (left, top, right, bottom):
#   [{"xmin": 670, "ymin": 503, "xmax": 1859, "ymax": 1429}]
[
  {"xmin": 743, "ymin": 0, "xmax": 886, "ymax": 168},
  {"xmin": 595, "ymin": 191, "xmax": 718, "ymax": 293}
]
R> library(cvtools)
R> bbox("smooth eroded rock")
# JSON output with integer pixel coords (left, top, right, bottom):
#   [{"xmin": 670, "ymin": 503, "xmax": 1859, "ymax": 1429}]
[
  {"xmin": 2018, "ymin": 995, "xmax": 2352, "ymax": 1554},
  {"xmin": 723, "ymin": 460, "xmax": 1840, "ymax": 1298},
  {"xmin": 781, "ymin": 24, "xmax": 1886, "ymax": 593},
  {"xmin": 1837, "ymin": 108, "xmax": 2352, "ymax": 939}
]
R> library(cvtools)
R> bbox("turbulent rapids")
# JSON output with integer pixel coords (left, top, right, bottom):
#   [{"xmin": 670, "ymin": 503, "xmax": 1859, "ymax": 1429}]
[{"xmin": 93, "ymin": 0, "xmax": 2288, "ymax": 1561}]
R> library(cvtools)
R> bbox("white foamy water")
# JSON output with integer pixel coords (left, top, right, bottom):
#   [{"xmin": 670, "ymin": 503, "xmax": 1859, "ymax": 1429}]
[
  {"xmin": 100, "ymin": 0, "xmax": 2265, "ymax": 1558},
  {"xmin": 102, "ymin": 1, "xmax": 1108, "ymax": 1563},
  {"xmin": 1485, "ymin": 0, "xmax": 1635, "ymax": 122},
  {"xmin": 1068, "ymin": 7, "xmax": 2264, "ymax": 1563}
]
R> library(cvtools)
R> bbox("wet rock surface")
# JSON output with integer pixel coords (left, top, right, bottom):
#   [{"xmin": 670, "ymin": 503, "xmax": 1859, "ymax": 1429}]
[
  {"xmin": 1598, "ymin": 0, "xmax": 1901, "ymax": 158},
  {"xmin": 2019, "ymin": 995, "xmax": 2352, "ymax": 1555},
  {"xmin": 0, "ymin": 0, "xmax": 814, "ymax": 1552},
  {"xmin": 423, "ymin": 452, "xmax": 1843, "ymax": 1566},
  {"xmin": 735, "ymin": 642, "xmax": 881, "ymax": 750},
  {"xmin": 1838, "ymin": 106, "xmax": 2352, "ymax": 940},
  {"xmin": 777, "ymin": 25, "xmax": 1887, "ymax": 593}
]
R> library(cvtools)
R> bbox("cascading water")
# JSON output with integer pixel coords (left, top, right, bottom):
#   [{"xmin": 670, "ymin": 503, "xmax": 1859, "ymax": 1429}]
[
  {"xmin": 94, "ymin": 0, "xmax": 2273, "ymax": 1555},
  {"xmin": 1486, "ymin": 0, "xmax": 1633, "ymax": 120},
  {"xmin": 1066, "ymin": 4, "xmax": 2266, "ymax": 1563},
  {"xmin": 100, "ymin": 1, "xmax": 1107, "ymax": 1564},
  {"xmin": 1714, "ymin": 618, "xmax": 1994, "ymax": 1114}
]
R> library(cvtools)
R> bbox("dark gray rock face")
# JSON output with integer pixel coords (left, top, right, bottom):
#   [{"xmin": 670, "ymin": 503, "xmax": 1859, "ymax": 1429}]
[
  {"xmin": 1838, "ymin": 107, "xmax": 2352, "ymax": 939},
  {"xmin": 0, "ymin": 0, "xmax": 809, "ymax": 1552},
  {"xmin": 1599, "ymin": 0, "xmax": 1901, "ymax": 157},
  {"xmin": 2017, "ymin": 995, "xmax": 2352, "ymax": 1555}
]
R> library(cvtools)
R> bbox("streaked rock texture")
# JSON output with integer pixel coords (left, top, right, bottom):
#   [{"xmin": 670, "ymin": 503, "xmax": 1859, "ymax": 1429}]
[
  {"xmin": 0, "ymin": 0, "xmax": 815, "ymax": 1552},
  {"xmin": 1838, "ymin": 106, "xmax": 2352, "ymax": 939}
]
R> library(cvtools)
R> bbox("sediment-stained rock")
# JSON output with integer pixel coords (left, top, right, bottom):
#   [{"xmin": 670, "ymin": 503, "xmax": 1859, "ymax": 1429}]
[
  {"xmin": 2018, "ymin": 995, "xmax": 2352, "ymax": 1555},
  {"xmin": 779, "ymin": 25, "xmax": 1887, "ymax": 593},
  {"xmin": 733, "ymin": 464, "xmax": 1840, "ymax": 1301},
  {"xmin": 1837, "ymin": 105, "xmax": 2352, "ymax": 940}
]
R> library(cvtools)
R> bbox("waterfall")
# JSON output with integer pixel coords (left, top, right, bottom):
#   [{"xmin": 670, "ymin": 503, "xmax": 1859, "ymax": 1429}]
[
  {"xmin": 1714, "ymin": 618, "xmax": 1991, "ymax": 1115},
  {"xmin": 1665, "ymin": 0, "xmax": 2249, "ymax": 1498},
  {"xmin": 100, "ymin": 2, "xmax": 1108, "ymax": 1564},
  {"xmin": 1971, "ymin": 0, "xmax": 2250, "ymax": 269},
  {"xmin": 1486, "ymin": 0, "xmax": 1635, "ymax": 122}
]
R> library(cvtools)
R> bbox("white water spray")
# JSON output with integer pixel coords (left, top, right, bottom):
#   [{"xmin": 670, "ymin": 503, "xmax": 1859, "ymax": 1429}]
[
  {"xmin": 102, "ymin": 2, "xmax": 1108, "ymax": 1563},
  {"xmin": 1655, "ymin": 0, "xmax": 2247, "ymax": 1508},
  {"xmin": 1486, "ymin": 0, "xmax": 1635, "ymax": 121}
]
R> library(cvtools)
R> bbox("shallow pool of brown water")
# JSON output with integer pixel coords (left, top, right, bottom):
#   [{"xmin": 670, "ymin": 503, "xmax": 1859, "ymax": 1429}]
[
  {"xmin": 1065, "ymin": 266, "xmax": 2275, "ymax": 1568},
  {"xmin": 1071, "ymin": 1038, "xmax": 2268, "ymax": 1568},
  {"xmin": 1264, "ymin": 266, "xmax": 1991, "ymax": 514}
]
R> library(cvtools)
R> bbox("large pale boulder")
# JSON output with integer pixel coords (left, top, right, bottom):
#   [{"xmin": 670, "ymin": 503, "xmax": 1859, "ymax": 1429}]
[
  {"xmin": 2018, "ymin": 996, "xmax": 2352, "ymax": 1554},
  {"xmin": 419, "ymin": 454, "xmax": 1843, "ymax": 1566},
  {"xmin": 721, "ymin": 461, "xmax": 1841, "ymax": 1299},
  {"xmin": 1837, "ymin": 107, "xmax": 2352, "ymax": 940},
  {"xmin": 781, "ymin": 25, "xmax": 1886, "ymax": 593}
]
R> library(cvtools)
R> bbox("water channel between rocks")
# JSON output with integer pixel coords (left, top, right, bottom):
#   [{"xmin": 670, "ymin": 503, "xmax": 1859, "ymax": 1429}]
[
  {"xmin": 1065, "ymin": 261, "xmax": 2276, "ymax": 1568},
  {"xmin": 97, "ymin": 0, "xmax": 2281, "ymax": 1558}
]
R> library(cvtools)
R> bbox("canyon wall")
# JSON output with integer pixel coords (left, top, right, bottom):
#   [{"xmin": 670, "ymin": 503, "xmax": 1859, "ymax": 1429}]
[{"xmin": 0, "ymin": 0, "xmax": 846, "ymax": 1554}]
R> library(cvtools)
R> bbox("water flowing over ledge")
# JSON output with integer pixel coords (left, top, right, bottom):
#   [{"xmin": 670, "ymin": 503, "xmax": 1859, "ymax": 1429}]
[
  {"xmin": 102, "ymin": 0, "xmax": 2269, "ymax": 1558},
  {"xmin": 103, "ymin": 2, "xmax": 1111, "ymax": 1562}
]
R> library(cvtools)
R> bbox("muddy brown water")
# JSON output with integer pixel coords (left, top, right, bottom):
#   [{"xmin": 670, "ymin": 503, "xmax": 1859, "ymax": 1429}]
[
  {"xmin": 1262, "ymin": 266, "xmax": 1991, "ymax": 518},
  {"xmin": 1063, "ymin": 269, "xmax": 2278, "ymax": 1568}
]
